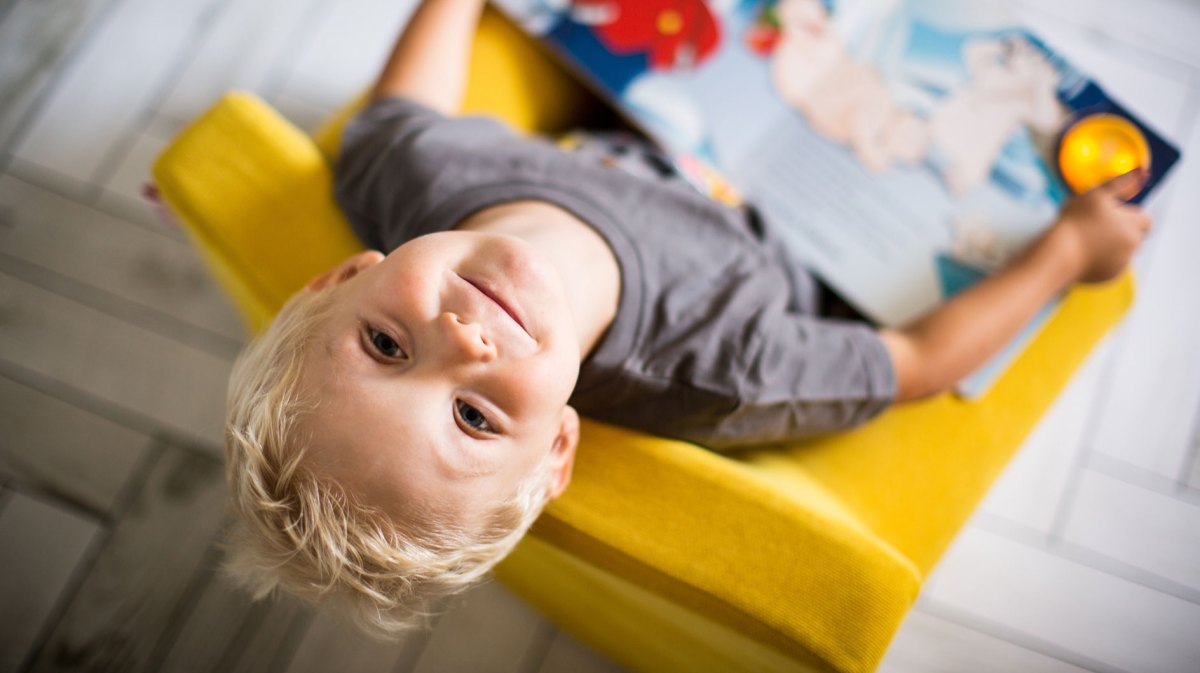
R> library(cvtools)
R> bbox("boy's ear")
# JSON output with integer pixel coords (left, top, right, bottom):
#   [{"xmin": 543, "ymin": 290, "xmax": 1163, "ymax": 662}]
[
  {"xmin": 304, "ymin": 250, "xmax": 385, "ymax": 292},
  {"xmin": 545, "ymin": 406, "xmax": 580, "ymax": 501}
]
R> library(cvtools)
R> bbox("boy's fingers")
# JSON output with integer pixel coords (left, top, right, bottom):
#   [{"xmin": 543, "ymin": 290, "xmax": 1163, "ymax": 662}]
[
  {"xmin": 1095, "ymin": 167, "xmax": 1149, "ymax": 201},
  {"xmin": 1121, "ymin": 208, "xmax": 1154, "ymax": 241},
  {"xmin": 1137, "ymin": 211, "xmax": 1154, "ymax": 236}
]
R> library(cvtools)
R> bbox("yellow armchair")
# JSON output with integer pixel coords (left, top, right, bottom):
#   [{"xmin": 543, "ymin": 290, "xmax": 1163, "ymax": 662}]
[{"xmin": 152, "ymin": 8, "xmax": 1133, "ymax": 672}]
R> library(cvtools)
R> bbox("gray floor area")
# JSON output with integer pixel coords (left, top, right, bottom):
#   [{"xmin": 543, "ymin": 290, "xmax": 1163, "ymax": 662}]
[{"xmin": 1, "ymin": 0, "xmax": 1199, "ymax": 672}]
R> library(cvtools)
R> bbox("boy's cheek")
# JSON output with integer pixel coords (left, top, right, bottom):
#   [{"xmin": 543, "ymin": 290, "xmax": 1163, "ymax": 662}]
[{"xmin": 499, "ymin": 356, "xmax": 579, "ymax": 420}]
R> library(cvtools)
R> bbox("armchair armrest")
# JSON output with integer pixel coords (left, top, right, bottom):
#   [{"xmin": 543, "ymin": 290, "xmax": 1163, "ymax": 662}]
[
  {"xmin": 152, "ymin": 92, "xmax": 364, "ymax": 334},
  {"xmin": 507, "ymin": 422, "xmax": 922, "ymax": 673}
]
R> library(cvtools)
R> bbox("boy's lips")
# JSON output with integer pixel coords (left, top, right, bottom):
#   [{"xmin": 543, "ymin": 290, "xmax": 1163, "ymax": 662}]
[{"xmin": 463, "ymin": 277, "xmax": 529, "ymax": 337}]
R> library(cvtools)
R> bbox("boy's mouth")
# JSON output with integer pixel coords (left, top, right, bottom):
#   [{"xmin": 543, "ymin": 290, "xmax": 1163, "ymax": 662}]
[{"xmin": 463, "ymin": 277, "xmax": 529, "ymax": 337}]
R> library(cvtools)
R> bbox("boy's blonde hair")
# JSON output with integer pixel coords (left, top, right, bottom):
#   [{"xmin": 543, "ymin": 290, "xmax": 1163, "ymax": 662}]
[{"xmin": 222, "ymin": 287, "xmax": 552, "ymax": 638}]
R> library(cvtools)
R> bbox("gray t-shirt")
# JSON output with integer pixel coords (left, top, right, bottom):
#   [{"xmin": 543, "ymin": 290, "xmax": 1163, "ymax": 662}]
[{"xmin": 336, "ymin": 97, "xmax": 895, "ymax": 451}]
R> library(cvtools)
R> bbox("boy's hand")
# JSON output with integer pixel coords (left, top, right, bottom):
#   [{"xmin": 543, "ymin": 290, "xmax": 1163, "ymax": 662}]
[
  {"xmin": 1051, "ymin": 169, "xmax": 1154, "ymax": 284},
  {"xmin": 881, "ymin": 168, "xmax": 1153, "ymax": 401}
]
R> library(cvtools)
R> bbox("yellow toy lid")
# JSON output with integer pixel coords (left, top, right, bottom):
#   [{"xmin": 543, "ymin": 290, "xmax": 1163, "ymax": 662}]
[{"xmin": 1057, "ymin": 113, "xmax": 1150, "ymax": 198}]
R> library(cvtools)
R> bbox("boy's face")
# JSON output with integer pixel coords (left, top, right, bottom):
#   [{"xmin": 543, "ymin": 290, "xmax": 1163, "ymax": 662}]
[{"xmin": 297, "ymin": 232, "xmax": 582, "ymax": 527}]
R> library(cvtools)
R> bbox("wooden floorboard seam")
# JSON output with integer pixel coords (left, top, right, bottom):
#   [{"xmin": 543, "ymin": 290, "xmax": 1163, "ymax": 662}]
[
  {"xmin": 265, "ymin": 610, "xmax": 319, "ymax": 673},
  {"xmin": 917, "ymin": 600, "xmax": 1136, "ymax": 673},
  {"xmin": 86, "ymin": 0, "xmax": 233, "ymax": 190},
  {"xmin": 21, "ymin": 440, "xmax": 229, "ymax": 672},
  {"xmin": 141, "ymin": 531, "xmax": 235, "ymax": 673},
  {"xmin": 1175, "ymin": 388, "xmax": 1200, "ymax": 488},
  {"xmin": 0, "ymin": 364, "xmax": 224, "ymax": 456},
  {"xmin": 389, "ymin": 612, "xmax": 446, "ymax": 673},
  {"xmin": 199, "ymin": 593, "xmax": 270, "ymax": 673},
  {"xmin": 973, "ymin": 508, "xmax": 1200, "ymax": 607},
  {"xmin": 257, "ymin": 0, "xmax": 334, "ymax": 106},
  {"xmin": 1053, "ymin": 538, "xmax": 1200, "ymax": 606},
  {"xmin": 1087, "ymin": 451, "xmax": 1200, "ymax": 506},
  {"xmin": 15, "ymin": 523, "xmax": 114, "ymax": 673},
  {"xmin": 514, "ymin": 620, "xmax": 559, "ymax": 673},
  {"xmin": 0, "ymin": 251, "xmax": 244, "ymax": 359},
  {"xmin": 213, "ymin": 597, "xmax": 310, "ymax": 673},
  {"xmin": 2, "ymin": 168, "xmax": 190, "ymax": 245},
  {"xmin": 0, "ymin": 0, "xmax": 126, "ymax": 168},
  {"xmin": 5, "ymin": 155, "xmax": 106, "ymax": 207},
  {"xmin": 1047, "ymin": 328, "xmax": 1134, "ymax": 541},
  {"xmin": 0, "ymin": 474, "xmax": 112, "ymax": 528}
]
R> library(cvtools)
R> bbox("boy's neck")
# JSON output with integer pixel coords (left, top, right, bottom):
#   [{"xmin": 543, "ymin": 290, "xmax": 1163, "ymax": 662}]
[{"xmin": 455, "ymin": 200, "xmax": 620, "ymax": 359}]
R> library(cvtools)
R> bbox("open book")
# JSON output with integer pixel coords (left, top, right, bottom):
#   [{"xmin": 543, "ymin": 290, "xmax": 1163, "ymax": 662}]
[{"xmin": 493, "ymin": 0, "xmax": 1181, "ymax": 397}]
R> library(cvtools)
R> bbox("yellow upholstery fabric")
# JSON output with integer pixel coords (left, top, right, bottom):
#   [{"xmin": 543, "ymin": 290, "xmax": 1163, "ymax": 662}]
[
  {"xmin": 152, "ymin": 7, "xmax": 1134, "ymax": 672},
  {"xmin": 749, "ymin": 276, "xmax": 1133, "ymax": 577},
  {"xmin": 154, "ymin": 94, "xmax": 364, "ymax": 334}
]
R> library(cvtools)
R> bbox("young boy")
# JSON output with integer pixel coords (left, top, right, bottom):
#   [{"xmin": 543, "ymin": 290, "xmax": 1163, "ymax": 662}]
[{"xmin": 223, "ymin": 0, "xmax": 1152, "ymax": 639}]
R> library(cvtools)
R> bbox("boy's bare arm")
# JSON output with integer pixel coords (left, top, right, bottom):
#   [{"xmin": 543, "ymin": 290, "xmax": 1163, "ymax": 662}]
[
  {"xmin": 370, "ymin": 0, "xmax": 487, "ymax": 113},
  {"xmin": 880, "ymin": 171, "xmax": 1153, "ymax": 402}
]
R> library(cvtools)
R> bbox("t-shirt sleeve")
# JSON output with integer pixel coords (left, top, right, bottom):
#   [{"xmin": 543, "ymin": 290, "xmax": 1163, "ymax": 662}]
[
  {"xmin": 702, "ymin": 315, "xmax": 897, "ymax": 450},
  {"xmin": 333, "ymin": 96, "xmax": 526, "ymax": 250}
]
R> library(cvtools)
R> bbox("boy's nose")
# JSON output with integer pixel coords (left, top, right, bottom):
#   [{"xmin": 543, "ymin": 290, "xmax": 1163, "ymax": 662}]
[{"xmin": 439, "ymin": 312, "xmax": 496, "ymax": 363}]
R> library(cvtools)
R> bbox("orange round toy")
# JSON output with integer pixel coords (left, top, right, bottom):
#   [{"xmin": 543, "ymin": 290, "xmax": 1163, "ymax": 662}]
[{"xmin": 1058, "ymin": 113, "xmax": 1150, "ymax": 199}]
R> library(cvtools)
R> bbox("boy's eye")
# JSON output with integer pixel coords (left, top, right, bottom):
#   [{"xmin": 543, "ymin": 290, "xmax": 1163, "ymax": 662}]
[
  {"xmin": 456, "ymin": 400, "xmax": 497, "ymax": 435},
  {"xmin": 370, "ymin": 329, "xmax": 406, "ymax": 359}
]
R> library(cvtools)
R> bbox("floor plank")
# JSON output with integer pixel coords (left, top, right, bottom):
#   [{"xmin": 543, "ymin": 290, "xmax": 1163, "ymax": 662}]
[
  {"xmin": 283, "ymin": 609, "xmax": 416, "ymax": 673},
  {"xmin": 159, "ymin": 544, "xmax": 433, "ymax": 673},
  {"xmin": 277, "ymin": 0, "xmax": 417, "ymax": 112},
  {"xmin": 879, "ymin": 608, "xmax": 1094, "ymax": 673},
  {"xmin": 1086, "ymin": 114, "xmax": 1200, "ymax": 482},
  {"xmin": 0, "ymin": 375, "xmax": 151, "ymax": 515},
  {"xmin": 0, "ymin": 271, "xmax": 232, "ymax": 450},
  {"xmin": 0, "ymin": 489, "xmax": 102, "ymax": 673},
  {"xmin": 1188, "ymin": 419, "xmax": 1200, "ymax": 492},
  {"xmin": 978, "ymin": 339, "xmax": 1113, "ymax": 535},
  {"xmin": 154, "ymin": 0, "xmax": 325, "ymax": 129},
  {"xmin": 1013, "ymin": 0, "xmax": 1200, "ymax": 70},
  {"xmin": 0, "ymin": 0, "xmax": 112, "ymax": 153},
  {"xmin": 409, "ymin": 580, "xmax": 551, "ymax": 673},
  {"xmin": 925, "ymin": 526, "xmax": 1200, "ymax": 673},
  {"xmin": 223, "ymin": 593, "xmax": 313, "ymax": 673},
  {"xmin": 1061, "ymin": 469, "xmax": 1200, "ymax": 595},
  {"xmin": 9, "ymin": 0, "xmax": 225, "ymax": 186},
  {"xmin": 25, "ymin": 443, "xmax": 227, "ymax": 673},
  {"xmin": 153, "ymin": 543, "xmax": 266, "ymax": 673},
  {"xmin": 0, "ymin": 173, "xmax": 245, "ymax": 351},
  {"xmin": 537, "ymin": 630, "xmax": 629, "ymax": 673}
]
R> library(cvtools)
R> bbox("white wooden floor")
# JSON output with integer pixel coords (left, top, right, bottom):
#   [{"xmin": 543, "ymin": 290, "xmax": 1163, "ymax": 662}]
[{"xmin": 1, "ymin": 1, "xmax": 1197, "ymax": 672}]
